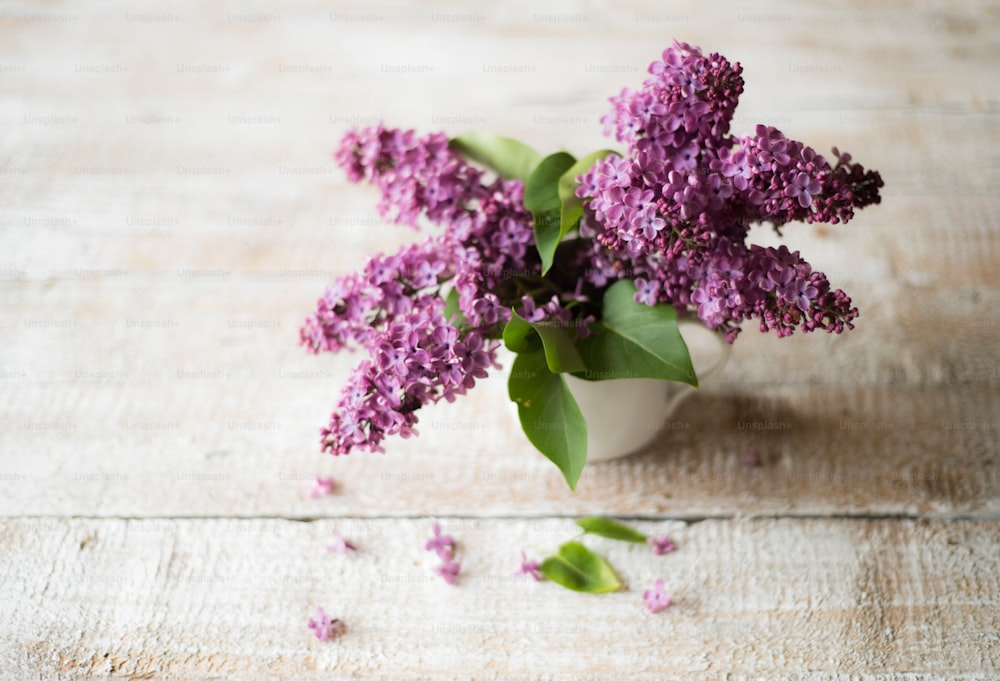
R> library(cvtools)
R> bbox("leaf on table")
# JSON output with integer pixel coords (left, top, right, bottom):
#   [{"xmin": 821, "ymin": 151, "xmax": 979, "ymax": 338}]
[
  {"xmin": 539, "ymin": 541, "xmax": 622, "ymax": 593},
  {"xmin": 576, "ymin": 517, "xmax": 649, "ymax": 544}
]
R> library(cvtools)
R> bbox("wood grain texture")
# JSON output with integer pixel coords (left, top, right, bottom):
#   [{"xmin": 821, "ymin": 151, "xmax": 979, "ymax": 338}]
[
  {"xmin": 1, "ymin": 0, "xmax": 998, "ymax": 677},
  {"xmin": 0, "ymin": 371, "xmax": 997, "ymax": 518},
  {"xmin": 2, "ymin": 517, "xmax": 998, "ymax": 680}
]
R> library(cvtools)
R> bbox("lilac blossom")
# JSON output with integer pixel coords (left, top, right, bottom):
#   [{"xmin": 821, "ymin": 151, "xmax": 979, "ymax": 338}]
[
  {"xmin": 643, "ymin": 579, "xmax": 671, "ymax": 613},
  {"xmin": 435, "ymin": 550, "xmax": 461, "ymax": 585},
  {"xmin": 307, "ymin": 607, "xmax": 341, "ymax": 641},
  {"xmin": 308, "ymin": 476, "xmax": 337, "ymax": 498},
  {"xmin": 424, "ymin": 522, "xmax": 462, "ymax": 584},
  {"xmin": 332, "ymin": 123, "xmax": 536, "ymax": 325},
  {"xmin": 303, "ymin": 125, "xmax": 539, "ymax": 457},
  {"xmin": 517, "ymin": 551, "xmax": 544, "ymax": 581},
  {"xmin": 326, "ymin": 530, "xmax": 357, "ymax": 554},
  {"xmin": 574, "ymin": 41, "xmax": 881, "ymax": 341},
  {"xmin": 647, "ymin": 535, "xmax": 676, "ymax": 555},
  {"xmin": 634, "ymin": 278, "xmax": 659, "ymax": 305},
  {"xmin": 786, "ymin": 171, "xmax": 822, "ymax": 209},
  {"xmin": 425, "ymin": 522, "xmax": 456, "ymax": 558},
  {"xmin": 313, "ymin": 295, "xmax": 498, "ymax": 457}
]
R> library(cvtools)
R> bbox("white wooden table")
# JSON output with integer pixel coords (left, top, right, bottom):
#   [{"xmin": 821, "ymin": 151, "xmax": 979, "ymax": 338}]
[{"xmin": 2, "ymin": 1, "xmax": 998, "ymax": 678}]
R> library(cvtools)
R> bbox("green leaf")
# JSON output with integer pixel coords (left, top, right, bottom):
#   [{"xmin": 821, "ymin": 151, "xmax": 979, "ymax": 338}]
[
  {"xmin": 524, "ymin": 152, "xmax": 576, "ymax": 274},
  {"xmin": 508, "ymin": 350, "xmax": 587, "ymax": 490},
  {"xmin": 557, "ymin": 149, "xmax": 618, "ymax": 234},
  {"xmin": 539, "ymin": 541, "xmax": 622, "ymax": 593},
  {"xmin": 449, "ymin": 132, "xmax": 542, "ymax": 181},
  {"xmin": 525, "ymin": 152, "xmax": 576, "ymax": 215},
  {"xmin": 532, "ymin": 211, "xmax": 562, "ymax": 275},
  {"xmin": 576, "ymin": 517, "xmax": 649, "ymax": 544},
  {"xmin": 575, "ymin": 279, "xmax": 698, "ymax": 385},
  {"xmin": 503, "ymin": 311, "xmax": 542, "ymax": 354},
  {"xmin": 502, "ymin": 312, "xmax": 542, "ymax": 354},
  {"xmin": 502, "ymin": 311, "xmax": 585, "ymax": 374},
  {"xmin": 443, "ymin": 288, "xmax": 467, "ymax": 328}
]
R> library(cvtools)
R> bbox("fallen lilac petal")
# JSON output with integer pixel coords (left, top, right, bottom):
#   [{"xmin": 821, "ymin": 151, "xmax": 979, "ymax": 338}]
[
  {"xmin": 435, "ymin": 553, "xmax": 461, "ymax": 585},
  {"xmin": 647, "ymin": 535, "xmax": 676, "ymax": 555},
  {"xmin": 326, "ymin": 530, "xmax": 357, "ymax": 554},
  {"xmin": 307, "ymin": 606, "xmax": 342, "ymax": 640},
  {"xmin": 643, "ymin": 579, "xmax": 671, "ymax": 614},
  {"xmin": 309, "ymin": 476, "xmax": 337, "ymax": 498},
  {"xmin": 517, "ymin": 551, "xmax": 544, "ymax": 581},
  {"xmin": 425, "ymin": 521, "xmax": 456, "ymax": 557}
]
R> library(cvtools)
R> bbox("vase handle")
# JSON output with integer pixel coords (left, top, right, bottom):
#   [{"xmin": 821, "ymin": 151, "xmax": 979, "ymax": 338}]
[
  {"xmin": 662, "ymin": 320, "xmax": 730, "ymax": 415},
  {"xmin": 684, "ymin": 320, "xmax": 729, "ymax": 383}
]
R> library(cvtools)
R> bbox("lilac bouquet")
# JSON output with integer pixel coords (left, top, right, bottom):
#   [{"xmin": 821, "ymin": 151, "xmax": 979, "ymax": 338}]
[{"xmin": 300, "ymin": 41, "xmax": 883, "ymax": 489}]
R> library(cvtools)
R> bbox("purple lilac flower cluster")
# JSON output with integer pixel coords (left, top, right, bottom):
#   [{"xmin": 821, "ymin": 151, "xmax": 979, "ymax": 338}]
[
  {"xmin": 301, "ymin": 126, "xmax": 542, "ymax": 456},
  {"xmin": 332, "ymin": 124, "xmax": 537, "ymax": 324},
  {"xmin": 301, "ymin": 42, "xmax": 883, "ymax": 457},
  {"xmin": 579, "ymin": 40, "xmax": 882, "ymax": 340},
  {"xmin": 307, "ymin": 290, "xmax": 493, "ymax": 456}
]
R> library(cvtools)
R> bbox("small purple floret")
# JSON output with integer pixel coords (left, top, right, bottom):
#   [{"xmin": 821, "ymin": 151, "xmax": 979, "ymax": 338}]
[
  {"xmin": 307, "ymin": 606, "xmax": 342, "ymax": 641},
  {"xmin": 643, "ymin": 579, "xmax": 671, "ymax": 613},
  {"xmin": 308, "ymin": 476, "xmax": 337, "ymax": 498},
  {"xmin": 648, "ymin": 535, "xmax": 676, "ymax": 555},
  {"xmin": 326, "ymin": 530, "xmax": 357, "ymax": 554},
  {"xmin": 517, "ymin": 551, "xmax": 544, "ymax": 581},
  {"xmin": 425, "ymin": 522, "xmax": 456, "ymax": 558}
]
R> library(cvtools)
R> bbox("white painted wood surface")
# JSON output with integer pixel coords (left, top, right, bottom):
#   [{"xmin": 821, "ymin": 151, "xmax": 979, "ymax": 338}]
[
  {"xmin": 3, "ymin": 518, "xmax": 999, "ymax": 679},
  {"xmin": 1, "ymin": 0, "xmax": 998, "ymax": 678}
]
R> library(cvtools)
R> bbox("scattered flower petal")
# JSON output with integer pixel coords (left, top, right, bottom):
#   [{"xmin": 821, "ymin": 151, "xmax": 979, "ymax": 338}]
[
  {"xmin": 435, "ymin": 550, "xmax": 461, "ymax": 585},
  {"xmin": 425, "ymin": 521, "xmax": 456, "ymax": 558},
  {"xmin": 643, "ymin": 579, "xmax": 671, "ymax": 613},
  {"xmin": 307, "ymin": 606, "xmax": 342, "ymax": 640},
  {"xmin": 647, "ymin": 535, "xmax": 676, "ymax": 555},
  {"xmin": 517, "ymin": 551, "xmax": 544, "ymax": 581},
  {"xmin": 326, "ymin": 530, "xmax": 357, "ymax": 554},
  {"xmin": 309, "ymin": 476, "xmax": 337, "ymax": 498}
]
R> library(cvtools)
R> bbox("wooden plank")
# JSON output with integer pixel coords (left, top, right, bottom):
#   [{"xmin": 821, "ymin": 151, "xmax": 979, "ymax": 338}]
[
  {"xmin": 1, "ymin": 337, "xmax": 998, "ymax": 519},
  {"xmin": 1, "ymin": 517, "xmax": 997, "ymax": 679}
]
